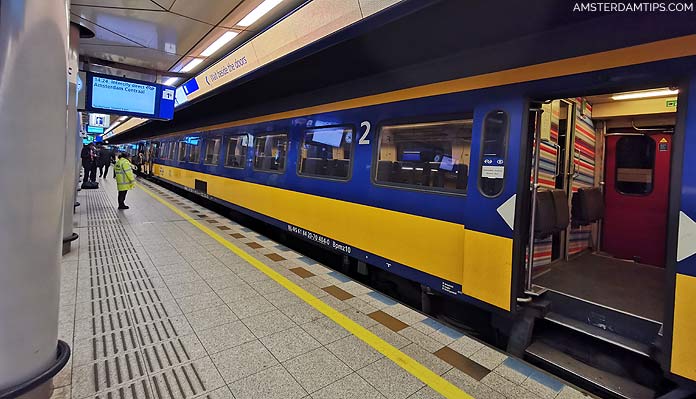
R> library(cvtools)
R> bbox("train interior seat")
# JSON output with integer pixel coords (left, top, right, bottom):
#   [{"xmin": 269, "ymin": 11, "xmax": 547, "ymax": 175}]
[
  {"xmin": 534, "ymin": 189, "xmax": 569, "ymax": 239},
  {"xmin": 571, "ymin": 187, "xmax": 604, "ymax": 227}
]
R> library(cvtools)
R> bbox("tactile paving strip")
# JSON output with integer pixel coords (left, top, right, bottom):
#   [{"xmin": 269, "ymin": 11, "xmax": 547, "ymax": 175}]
[{"xmin": 73, "ymin": 190, "xmax": 219, "ymax": 399}]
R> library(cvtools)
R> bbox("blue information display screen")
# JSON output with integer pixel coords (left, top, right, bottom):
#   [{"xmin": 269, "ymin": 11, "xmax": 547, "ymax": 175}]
[{"xmin": 85, "ymin": 72, "xmax": 175, "ymax": 120}]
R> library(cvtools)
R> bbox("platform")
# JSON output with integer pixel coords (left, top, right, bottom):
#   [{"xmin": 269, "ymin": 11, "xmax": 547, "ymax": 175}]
[{"xmin": 53, "ymin": 176, "xmax": 594, "ymax": 399}]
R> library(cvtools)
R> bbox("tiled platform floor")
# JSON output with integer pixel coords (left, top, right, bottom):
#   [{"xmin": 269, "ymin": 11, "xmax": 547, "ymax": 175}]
[{"xmin": 53, "ymin": 176, "xmax": 595, "ymax": 399}]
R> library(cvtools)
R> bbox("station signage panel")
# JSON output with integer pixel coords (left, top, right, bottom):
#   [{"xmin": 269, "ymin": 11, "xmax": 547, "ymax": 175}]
[
  {"xmin": 86, "ymin": 125, "xmax": 104, "ymax": 134},
  {"xmin": 89, "ymin": 114, "xmax": 110, "ymax": 128},
  {"xmin": 85, "ymin": 72, "xmax": 175, "ymax": 120}
]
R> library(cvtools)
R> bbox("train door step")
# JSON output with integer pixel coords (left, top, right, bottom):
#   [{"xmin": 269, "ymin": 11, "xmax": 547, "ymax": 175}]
[
  {"xmin": 525, "ymin": 341, "xmax": 655, "ymax": 399},
  {"xmin": 544, "ymin": 312, "xmax": 651, "ymax": 357},
  {"xmin": 544, "ymin": 290, "xmax": 662, "ymax": 347}
]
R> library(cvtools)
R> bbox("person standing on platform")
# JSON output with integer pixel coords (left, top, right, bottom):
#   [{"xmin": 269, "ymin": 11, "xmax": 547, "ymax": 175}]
[
  {"xmin": 97, "ymin": 145, "xmax": 114, "ymax": 178},
  {"xmin": 80, "ymin": 143, "xmax": 97, "ymax": 183},
  {"xmin": 114, "ymin": 153, "xmax": 136, "ymax": 210}
]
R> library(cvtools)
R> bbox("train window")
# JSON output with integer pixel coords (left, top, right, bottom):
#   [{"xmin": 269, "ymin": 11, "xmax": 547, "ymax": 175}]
[
  {"xmin": 478, "ymin": 111, "xmax": 509, "ymax": 198},
  {"xmin": 159, "ymin": 142, "xmax": 167, "ymax": 160},
  {"xmin": 298, "ymin": 126, "xmax": 353, "ymax": 180},
  {"xmin": 225, "ymin": 135, "xmax": 248, "ymax": 168},
  {"xmin": 178, "ymin": 142, "xmax": 187, "ymax": 162},
  {"xmin": 169, "ymin": 142, "xmax": 177, "ymax": 160},
  {"xmin": 375, "ymin": 119, "xmax": 473, "ymax": 194},
  {"xmin": 204, "ymin": 137, "xmax": 221, "ymax": 165},
  {"xmin": 615, "ymin": 135, "xmax": 655, "ymax": 195},
  {"xmin": 188, "ymin": 141, "xmax": 201, "ymax": 163},
  {"xmin": 253, "ymin": 133, "xmax": 287, "ymax": 172}
]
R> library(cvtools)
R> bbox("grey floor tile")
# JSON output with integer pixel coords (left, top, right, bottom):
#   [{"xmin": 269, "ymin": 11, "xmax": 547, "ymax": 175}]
[
  {"xmin": 198, "ymin": 320, "xmax": 256, "ymax": 354},
  {"xmin": 447, "ymin": 335, "xmax": 485, "ymax": 358},
  {"xmin": 301, "ymin": 316, "xmax": 351, "ymax": 345},
  {"xmin": 279, "ymin": 302, "xmax": 324, "ymax": 325},
  {"xmin": 167, "ymin": 280, "xmax": 213, "ymax": 299},
  {"xmin": 357, "ymin": 357, "xmax": 425, "ymax": 399},
  {"xmin": 226, "ymin": 296, "xmax": 276, "ymax": 319},
  {"xmin": 242, "ymin": 309, "xmax": 297, "ymax": 338},
  {"xmin": 176, "ymin": 291, "xmax": 224, "ymax": 314},
  {"xmin": 185, "ymin": 305, "xmax": 238, "ymax": 332},
  {"xmin": 481, "ymin": 372, "xmax": 542, "ymax": 399},
  {"xmin": 311, "ymin": 373, "xmax": 387, "ymax": 399},
  {"xmin": 283, "ymin": 347, "xmax": 352, "ymax": 393},
  {"xmin": 408, "ymin": 386, "xmax": 445, "ymax": 399},
  {"xmin": 260, "ymin": 326, "xmax": 322, "ymax": 362},
  {"xmin": 400, "ymin": 343, "xmax": 452, "ymax": 375},
  {"xmin": 399, "ymin": 327, "xmax": 445, "ymax": 353},
  {"xmin": 470, "ymin": 347, "xmax": 508, "ymax": 370},
  {"xmin": 263, "ymin": 289, "xmax": 305, "ymax": 309},
  {"xmin": 367, "ymin": 323, "xmax": 411, "ymax": 349},
  {"xmin": 202, "ymin": 386, "xmax": 236, "ymax": 399},
  {"xmin": 161, "ymin": 271, "xmax": 204, "ymax": 287},
  {"xmin": 326, "ymin": 335, "xmax": 384, "ymax": 371},
  {"xmin": 211, "ymin": 340, "xmax": 279, "ymax": 383},
  {"xmin": 229, "ymin": 365, "xmax": 308, "ymax": 399},
  {"xmin": 217, "ymin": 282, "xmax": 261, "ymax": 304}
]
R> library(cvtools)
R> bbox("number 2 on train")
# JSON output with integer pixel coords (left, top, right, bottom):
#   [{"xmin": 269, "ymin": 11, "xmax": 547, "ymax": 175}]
[{"xmin": 359, "ymin": 121, "xmax": 371, "ymax": 144}]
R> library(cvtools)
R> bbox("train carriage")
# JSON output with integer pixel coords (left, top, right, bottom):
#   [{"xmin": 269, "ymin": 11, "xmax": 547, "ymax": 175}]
[{"xmin": 115, "ymin": 9, "xmax": 696, "ymax": 397}]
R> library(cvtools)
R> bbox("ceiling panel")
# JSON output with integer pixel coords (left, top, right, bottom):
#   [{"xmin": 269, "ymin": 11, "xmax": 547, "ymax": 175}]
[
  {"xmin": 71, "ymin": 14, "xmax": 144, "ymax": 47},
  {"xmin": 72, "ymin": 5, "xmax": 211, "ymax": 55},
  {"xmin": 170, "ymin": 0, "xmax": 244, "ymax": 25},
  {"xmin": 70, "ymin": 0, "xmax": 169, "ymax": 10},
  {"xmin": 79, "ymin": 44, "xmax": 182, "ymax": 71}
]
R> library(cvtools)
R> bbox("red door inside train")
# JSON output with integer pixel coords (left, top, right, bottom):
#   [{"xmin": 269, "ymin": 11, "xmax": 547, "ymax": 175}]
[{"xmin": 602, "ymin": 133, "xmax": 672, "ymax": 267}]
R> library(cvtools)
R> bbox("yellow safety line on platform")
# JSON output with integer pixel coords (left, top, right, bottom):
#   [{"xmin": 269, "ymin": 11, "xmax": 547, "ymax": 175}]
[{"xmin": 138, "ymin": 183, "xmax": 471, "ymax": 399}]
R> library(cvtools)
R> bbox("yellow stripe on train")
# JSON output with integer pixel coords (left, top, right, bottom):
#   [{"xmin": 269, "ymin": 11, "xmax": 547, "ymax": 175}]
[
  {"xmin": 671, "ymin": 273, "xmax": 696, "ymax": 380},
  {"xmin": 154, "ymin": 164, "xmax": 513, "ymax": 310}
]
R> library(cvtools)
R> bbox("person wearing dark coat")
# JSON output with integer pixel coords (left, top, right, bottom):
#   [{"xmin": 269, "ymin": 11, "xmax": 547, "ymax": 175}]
[
  {"xmin": 97, "ymin": 145, "xmax": 114, "ymax": 178},
  {"xmin": 80, "ymin": 143, "xmax": 97, "ymax": 183}
]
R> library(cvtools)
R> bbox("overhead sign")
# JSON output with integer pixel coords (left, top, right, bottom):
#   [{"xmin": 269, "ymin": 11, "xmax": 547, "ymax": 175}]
[
  {"xmin": 85, "ymin": 72, "xmax": 175, "ymax": 120},
  {"xmin": 86, "ymin": 125, "xmax": 104, "ymax": 134},
  {"xmin": 89, "ymin": 113, "xmax": 110, "ymax": 128}
]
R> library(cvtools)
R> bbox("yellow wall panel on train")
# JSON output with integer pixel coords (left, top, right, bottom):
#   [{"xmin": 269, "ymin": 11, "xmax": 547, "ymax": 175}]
[
  {"xmin": 462, "ymin": 230, "xmax": 513, "ymax": 311},
  {"xmin": 671, "ymin": 273, "xmax": 696, "ymax": 380},
  {"xmin": 153, "ymin": 164, "xmax": 515, "ymax": 310}
]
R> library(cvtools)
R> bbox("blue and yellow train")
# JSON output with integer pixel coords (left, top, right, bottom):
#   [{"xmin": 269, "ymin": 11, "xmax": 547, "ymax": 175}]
[{"xmin": 117, "ymin": 19, "xmax": 696, "ymax": 397}]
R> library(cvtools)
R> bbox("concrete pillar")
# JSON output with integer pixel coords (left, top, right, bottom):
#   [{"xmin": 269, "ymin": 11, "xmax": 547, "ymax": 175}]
[
  {"xmin": 62, "ymin": 24, "xmax": 80, "ymax": 254},
  {"xmin": 0, "ymin": 0, "xmax": 70, "ymax": 397}
]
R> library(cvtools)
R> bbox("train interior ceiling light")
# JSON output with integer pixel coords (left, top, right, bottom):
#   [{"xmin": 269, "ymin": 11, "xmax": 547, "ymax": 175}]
[{"xmin": 611, "ymin": 88, "xmax": 679, "ymax": 100}]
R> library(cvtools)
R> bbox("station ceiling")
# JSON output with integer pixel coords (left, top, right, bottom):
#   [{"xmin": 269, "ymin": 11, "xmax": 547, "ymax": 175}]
[{"xmin": 70, "ymin": 0, "xmax": 306, "ymax": 82}]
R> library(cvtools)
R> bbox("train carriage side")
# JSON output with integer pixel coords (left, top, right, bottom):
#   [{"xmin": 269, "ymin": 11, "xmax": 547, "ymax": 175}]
[
  {"xmin": 149, "ymin": 92, "xmax": 530, "ymax": 313},
  {"xmin": 140, "ymin": 54, "xmax": 696, "ymax": 393}
]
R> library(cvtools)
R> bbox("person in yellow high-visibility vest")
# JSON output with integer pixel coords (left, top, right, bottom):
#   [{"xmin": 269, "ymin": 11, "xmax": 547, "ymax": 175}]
[{"xmin": 114, "ymin": 153, "xmax": 136, "ymax": 210}]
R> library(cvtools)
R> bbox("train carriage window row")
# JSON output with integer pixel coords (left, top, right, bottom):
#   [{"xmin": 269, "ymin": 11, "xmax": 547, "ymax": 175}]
[
  {"xmin": 298, "ymin": 126, "xmax": 353, "ymax": 180},
  {"xmin": 154, "ymin": 114, "xmax": 510, "ymax": 197},
  {"xmin": 374, "ymin": 119, "xmax": 473, "ymax": 194}
]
